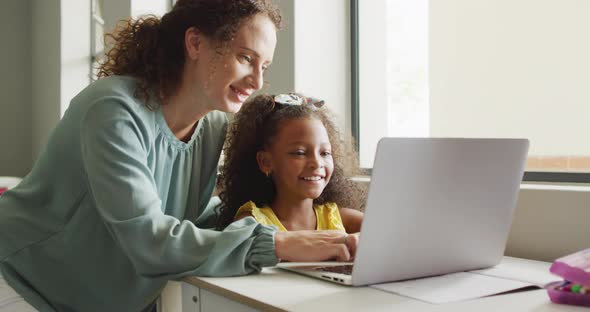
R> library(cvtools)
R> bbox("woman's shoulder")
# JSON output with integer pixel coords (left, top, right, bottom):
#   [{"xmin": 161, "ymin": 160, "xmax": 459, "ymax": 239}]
[
  {"xmin": 203, "ymin": 111, "xmax": 229, "ymax": 134},
  {"xmin": 72, "ymin": 76, "xmax": 150, "ymax": 113},
  {"xmin": 69, "ymin": 76, "xmax": 159, "ymax": 145},
  {"xmin": 80, "ymin": 76, "xmax": 139, "ymax": 102},
  {"xmin": 76, "ymin": 76, "xmax": 154, "ymax": 118},
  {"xmin": 66, "ymin": 76, "xmax": 148, "ymax": 119}
]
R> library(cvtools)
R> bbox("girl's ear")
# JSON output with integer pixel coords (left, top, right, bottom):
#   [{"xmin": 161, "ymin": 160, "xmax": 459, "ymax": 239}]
[
  {"xmin": 256, "ymin": 150, "xmax": 272, "ymax": 176},
  {"xmin": 185, "ymin": 27, "xmax": 202, "ymax": 60}
]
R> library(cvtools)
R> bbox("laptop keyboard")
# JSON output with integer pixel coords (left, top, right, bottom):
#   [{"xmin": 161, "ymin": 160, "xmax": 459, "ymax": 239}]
[{"xmin": 314, "ymin": 265, "xmax": 354, "ymax": 275}]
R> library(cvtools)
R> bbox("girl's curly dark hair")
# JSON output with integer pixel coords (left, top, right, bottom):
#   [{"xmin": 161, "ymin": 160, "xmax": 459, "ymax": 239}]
[
  {"xmin": 96, "ymin": 0, "xmax": 282, "ymax": 109},
  {"xmin": 216, "ymin": 94, "xmax": 366, "ymax": 229}
]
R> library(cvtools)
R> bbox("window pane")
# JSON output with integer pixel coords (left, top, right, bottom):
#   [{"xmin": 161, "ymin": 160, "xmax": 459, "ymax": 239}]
[
  {"xmin": 359, "ymin": 0, "xmax": 429, "ymax": 168},
  {"xmin": 358, "ymin": 0, "xmax": 590, "ymax": 174}
]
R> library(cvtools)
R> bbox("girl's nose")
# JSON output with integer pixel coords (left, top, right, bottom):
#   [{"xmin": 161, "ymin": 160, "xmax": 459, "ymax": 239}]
[{"xmin": 308, "ymin": 155, "xmax": 324, "ymax": 169}]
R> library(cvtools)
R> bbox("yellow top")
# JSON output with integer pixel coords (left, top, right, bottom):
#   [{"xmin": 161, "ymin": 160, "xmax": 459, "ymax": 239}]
[{"xmin": 235, "ymin": 201, "xmax": 346, "ymax": 232}]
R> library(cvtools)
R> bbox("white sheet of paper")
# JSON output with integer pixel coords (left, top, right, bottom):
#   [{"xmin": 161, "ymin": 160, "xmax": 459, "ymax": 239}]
[
  {"xmin": 470, "ymin": 256, "xmax": 559, "ymax": 287},
  {"xmin": 370, "ymin": 272, "xmax": 534, "ymax": 304}
]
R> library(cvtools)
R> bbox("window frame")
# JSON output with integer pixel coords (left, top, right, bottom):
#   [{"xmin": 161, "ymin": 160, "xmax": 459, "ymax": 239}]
[{"xmin": 349, "ymin": 0, "xmax": 590, "ymax": 183}]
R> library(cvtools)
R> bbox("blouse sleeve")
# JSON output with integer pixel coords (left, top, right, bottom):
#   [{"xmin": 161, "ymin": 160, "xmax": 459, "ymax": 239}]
[{"xmin": 80, "ymin": 100, "xmax": 279, "ymax": 278}]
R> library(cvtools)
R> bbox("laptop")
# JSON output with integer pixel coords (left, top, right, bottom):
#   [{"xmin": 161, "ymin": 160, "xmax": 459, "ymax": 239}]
[{"xmin": 278, "ymin": 137, "xmax": 529, "ymax": 286}]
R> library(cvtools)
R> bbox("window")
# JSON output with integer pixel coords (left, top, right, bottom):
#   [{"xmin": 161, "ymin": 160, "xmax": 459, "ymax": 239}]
[
  {"xmin": 90, "ymin": 0, "xmax": 105, "ymax": 81},
  {"xmin": 352, "ymin": 0, "xmax": 590, "ymax": 182}
]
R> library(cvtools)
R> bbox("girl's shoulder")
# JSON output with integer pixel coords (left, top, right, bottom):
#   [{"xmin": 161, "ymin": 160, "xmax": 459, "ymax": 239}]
[
  {"xmin": 314, "ymin": 202, "xmax": 345, "ymax": 231},
  {"xmin": 236, "ymin": 200, "xmax": 259, "ymax": 214},
  {"xmin": 235, "ymin": 201, "xmax": 286, "ymax": 231},
  {"xmin": 314, "ymin": 202, "xmax": 340, "ymax": 212},
  {"xmin": 236, "ymin": 201, "xmax": 273, "ymax": 220}
]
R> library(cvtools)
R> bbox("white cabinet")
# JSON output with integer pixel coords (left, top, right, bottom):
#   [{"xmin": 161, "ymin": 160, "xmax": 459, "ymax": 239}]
[
  {"xmin": 180, "ymin": 283, "xmax": 200, "ymax": 312},
  {"xmin": 171, "ymin": 282, "xmax": 258, "ymax": 312},
  {"xmin": 200, "ymin": 289, "xmax": 258, "ymax": 312}
]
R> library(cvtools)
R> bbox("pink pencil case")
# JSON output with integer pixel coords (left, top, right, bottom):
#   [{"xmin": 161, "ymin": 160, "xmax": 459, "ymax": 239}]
[{"xmin": 546, "ymin": 248, "xmax": 590, "ymax": 307}]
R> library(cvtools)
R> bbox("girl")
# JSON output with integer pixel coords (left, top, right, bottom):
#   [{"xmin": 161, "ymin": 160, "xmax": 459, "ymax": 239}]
[
  {"xmin": 217, "ymin": 93, "xmax": 365, "ymax": 239},
  {"xmin": 0, "ymin": 2, "xmax": 354, "ymax": 312}
]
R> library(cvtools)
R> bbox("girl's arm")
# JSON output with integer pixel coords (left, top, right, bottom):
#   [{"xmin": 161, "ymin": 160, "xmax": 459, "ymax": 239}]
[{"xmin": 339, "ymin": 208, "xmax": 364, "ymax": 233}]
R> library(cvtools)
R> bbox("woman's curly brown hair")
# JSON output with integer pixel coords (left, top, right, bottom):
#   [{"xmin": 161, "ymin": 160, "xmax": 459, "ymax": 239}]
[
  {"xmin": 96, "ymin": 0, "xmax": 282, "ymax": 109},
  {"xmin": 216, "ymin": 94, "xmax": 366, "ymax": 229}
]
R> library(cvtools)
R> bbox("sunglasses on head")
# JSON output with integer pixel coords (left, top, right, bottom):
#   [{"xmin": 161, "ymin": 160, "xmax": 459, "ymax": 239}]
[{"xmin": 273, "ymin": 93, "xmax": 325, "ymax": 110}]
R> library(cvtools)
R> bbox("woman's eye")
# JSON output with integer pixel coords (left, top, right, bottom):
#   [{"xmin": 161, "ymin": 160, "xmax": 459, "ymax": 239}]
[
  {"xmin": 322, "ymin": 151, "xmax": 332, "ymax": 157},
  {"xmin": 240, "ymin": 55, "xmax": 252, "ymax": 63},
  {"xmin": 291, "ymin": 150, "xmax": 305, "ymax": 156}
]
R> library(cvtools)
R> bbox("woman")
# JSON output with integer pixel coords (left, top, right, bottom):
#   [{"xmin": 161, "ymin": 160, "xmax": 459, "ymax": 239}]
[{"xmin": 0, "ymin": 1, "xmax": 355, "ymax": 311}]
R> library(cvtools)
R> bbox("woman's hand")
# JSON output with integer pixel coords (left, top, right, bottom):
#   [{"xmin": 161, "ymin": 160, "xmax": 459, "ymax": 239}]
[
  {"xmin": 344, "ymin": 232, "xmax": 360, "ymax": 259},
  {"xmin": 274, "ymin": 230, "xmax": 358, "ymax": 262}
]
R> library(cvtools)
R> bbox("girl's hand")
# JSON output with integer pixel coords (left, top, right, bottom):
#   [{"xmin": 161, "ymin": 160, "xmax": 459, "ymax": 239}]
[{"xmin": 274, "ymin": 230, "xmax": 356, "ymax": 262}]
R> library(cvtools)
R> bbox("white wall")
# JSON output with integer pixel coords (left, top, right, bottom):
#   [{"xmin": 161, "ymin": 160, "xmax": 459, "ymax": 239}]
[
  {"xmin": 0, "ymin": 0, "xmax": 32, "ymax": 177},
  {"xmin": 430, "ymin": 0, "xmax": 590, "ymax": 156},
  {"xmin": 61, "ymin": 0, "xmax": 91, "ymax": 116},
  {"xmin": 131, "ymin": 0, "xmax": 169, "ymax": 17},
  {"xmin": 261, "ymin": 0, "xmax": 295, "ymax": 96},
  {"xmin": 102, "ymin": 0, "xmax": 131, "ymax": 34},
  {"xmin": 506, "ymin": 186, "xmax": 590, "ymax": 262},
  {"xmin": 31, "ymin": 0, "xmax": 61, "ymax": 166}
]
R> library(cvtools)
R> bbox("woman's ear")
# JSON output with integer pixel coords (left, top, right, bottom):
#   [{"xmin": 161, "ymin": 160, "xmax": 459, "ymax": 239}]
[
  {"xmin": 185, "ymin": 27, "xmax": 202, "ymax": 60},
  {"xmin": 256, "ymin": 150, "xmax": 272, "ymax": 177}
]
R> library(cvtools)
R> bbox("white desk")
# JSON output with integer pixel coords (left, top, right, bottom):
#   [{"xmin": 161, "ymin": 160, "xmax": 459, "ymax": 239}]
[{"xmin": 179, "ymin": 257, "xmax": 586, "ymax": 312}]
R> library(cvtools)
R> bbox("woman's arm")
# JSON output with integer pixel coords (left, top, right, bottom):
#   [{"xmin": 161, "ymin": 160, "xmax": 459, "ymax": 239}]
[
  {"xmin": 274, "ymin": 230, "xmax": 353, "ymax": 262},
  {"xmin": 81, "ymin": 101, "xmax": 279, "ymax": 278},
  {"xmin": 235, "ymin": 212, "xmax": 253, "ymax": 221},
  {"xmin": 339, "ymin": 208, "xmax": 364, "ymax": 233},
  {"xmin": 235, "ymin": 213, "xmax": 355, "ymax": 261}
]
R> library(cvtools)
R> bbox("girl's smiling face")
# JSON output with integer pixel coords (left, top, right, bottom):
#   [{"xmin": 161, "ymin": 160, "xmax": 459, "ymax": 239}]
[{"xmin": 257, "ymin": 117, "xmax": 334, "ymax": 201}]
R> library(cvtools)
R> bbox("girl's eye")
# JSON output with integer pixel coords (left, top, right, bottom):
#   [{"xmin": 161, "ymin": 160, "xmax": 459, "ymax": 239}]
[
  {"xmin": 322, "ymin": 151, "xmax": 332, "ymax": 157},
  {"xmin": 291, "ymin": 150, "xmax": 305, "ymax": 156}
]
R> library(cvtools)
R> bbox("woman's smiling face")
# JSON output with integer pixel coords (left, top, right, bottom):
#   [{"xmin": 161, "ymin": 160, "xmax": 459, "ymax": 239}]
[{"xmin": 187, "ymin": 13, "xmax": 277, "ymax": 113}]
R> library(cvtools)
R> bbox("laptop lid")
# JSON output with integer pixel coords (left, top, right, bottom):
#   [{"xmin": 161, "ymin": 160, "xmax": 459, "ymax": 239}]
[{"xmin": 351, "ymin": 137, "xmax": 529, "ymax": 286}]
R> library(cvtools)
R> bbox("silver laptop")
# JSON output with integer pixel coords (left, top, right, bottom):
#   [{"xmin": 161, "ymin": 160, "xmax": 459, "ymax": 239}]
[{"xmin": 278, "ymin": 137, "xmax": 529, "ymax": 286}]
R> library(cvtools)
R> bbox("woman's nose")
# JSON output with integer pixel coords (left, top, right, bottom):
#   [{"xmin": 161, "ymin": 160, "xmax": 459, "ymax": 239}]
[{"xmin": 248, "ymin": 67, "xmax": 264, "ymax": 91}]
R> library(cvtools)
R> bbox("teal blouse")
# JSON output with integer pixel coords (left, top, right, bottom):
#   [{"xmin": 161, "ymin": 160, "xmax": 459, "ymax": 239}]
[{"xmin": 0, "ymin": 76, "xmax": 279, "ymax": 312}]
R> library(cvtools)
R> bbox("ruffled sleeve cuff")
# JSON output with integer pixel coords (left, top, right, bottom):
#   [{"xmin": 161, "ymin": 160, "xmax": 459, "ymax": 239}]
[{"xmin": 245, "ymin": 223, "xmax": 280, "ymax": 271}]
